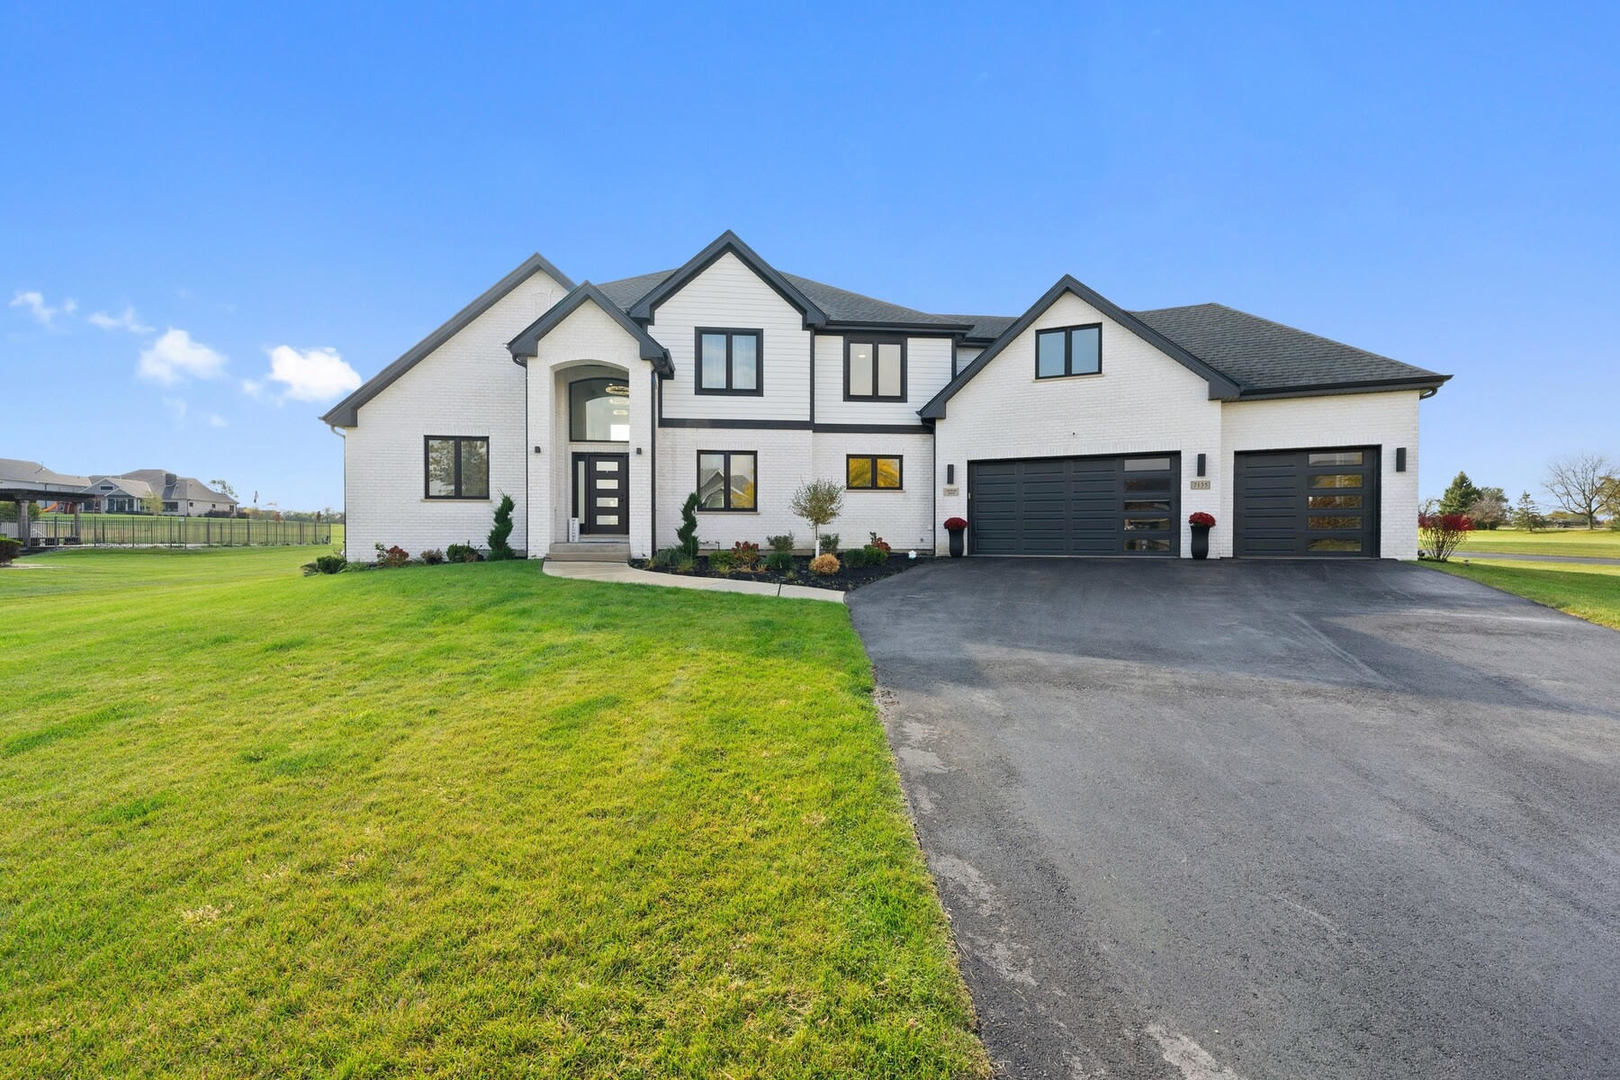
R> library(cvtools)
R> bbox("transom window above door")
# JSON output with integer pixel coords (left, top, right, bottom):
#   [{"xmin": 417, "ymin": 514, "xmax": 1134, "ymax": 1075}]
[
  {"xmin": 569, "ymin": 377, "xmax": 630, "ymax": 441},
  {"xmin": 1036, "ymin": 323, "xmax": 1102, "ymax": 378},
  {"xmin": 695, "ymin": 328, "xmax": 762, "ymax": 394},
  {"xmin": 845, "ymin": 337, "xmax": 906, "ymax": 400}
]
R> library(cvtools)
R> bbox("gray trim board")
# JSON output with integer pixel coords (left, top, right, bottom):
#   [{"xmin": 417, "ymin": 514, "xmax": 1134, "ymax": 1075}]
[
  {"xmin": 920, "ymin": 277, "xmax": 1243, "ymax": 420},
  {"xmin": 322, "ymin": 253, "xmax": 575, "ymax": 427},
  {"xmin": 658, "ymin": 417, "xmax": 811, "ymax": 430},
  {"xmin": 507, "ymin": 282, "xmax": 674, "ymax": 377},
  {"xmin": 627, "ymin": 231, "xmax": 829, "ymax": 329}
]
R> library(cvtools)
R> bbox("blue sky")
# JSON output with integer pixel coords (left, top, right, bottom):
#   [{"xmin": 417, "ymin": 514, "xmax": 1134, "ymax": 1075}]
[{"xmin": 4, "ymin": 2, "xmax": 1616, "ymax": 511}]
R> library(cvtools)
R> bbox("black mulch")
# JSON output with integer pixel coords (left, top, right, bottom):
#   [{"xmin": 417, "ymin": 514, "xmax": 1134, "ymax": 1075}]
[{"xmin": 633, "ymin": 553, "xmax": 924, "ymax": 593}]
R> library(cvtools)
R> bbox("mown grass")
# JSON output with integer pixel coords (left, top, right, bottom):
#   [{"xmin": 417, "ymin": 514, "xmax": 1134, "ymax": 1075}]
[
  {"xmin": 0, "ymin": 547, "xmax": 987, "ymax": 1079},
  {"xmin": 1445, "ymin": 527, "xmax": 1620, "ymax": 559},
  {"xmin": 1425, "ymin": 558, "xmax": 1620, "ymax": 630}
]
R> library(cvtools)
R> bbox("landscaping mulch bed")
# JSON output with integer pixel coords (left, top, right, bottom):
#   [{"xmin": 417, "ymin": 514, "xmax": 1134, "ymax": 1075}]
[{"xmin": 635, "ymin": 553, "xmax": 922, "ymax": 592}]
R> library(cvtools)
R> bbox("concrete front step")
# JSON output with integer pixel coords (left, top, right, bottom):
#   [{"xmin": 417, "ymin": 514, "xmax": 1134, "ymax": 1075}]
[{"xmin": 547, "ymin": 541, "xmax": 631, "ymax": 563}]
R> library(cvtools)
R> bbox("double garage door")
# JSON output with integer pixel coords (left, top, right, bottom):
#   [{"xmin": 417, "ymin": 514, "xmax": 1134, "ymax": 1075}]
[
  {"xmin": 968, "ymin": 453, "xmax": 1179, "ymax": 556},
  {"xmin": 1233, "ymin": 447, "xmax": 1379, "ymax": 557}
]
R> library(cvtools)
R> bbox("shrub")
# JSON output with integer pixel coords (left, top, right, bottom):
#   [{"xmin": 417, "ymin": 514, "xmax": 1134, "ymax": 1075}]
[
  {"xmin": 845, "ymin": 544, "xmax": 889, "ymax": 569},
  {"xmin": 765, "ymin": 533, "xmax": 795, "ymax": 553},
  {"xmin": 313, "ymin": 552, "xmax": 347, "ymax": 574},
  {"xmin": 676, "ymin": 492, "xmax": 700, "ymax": 558},
  {"xmin": 420, "ymin": 548, "xmax": 445, "ymax": 565},
  {"xmin": 809, "ymin": 552, "xmax": 840, "ymax": 576},
  {"xmin": 790, "ymin": 479, "xmax": 844, "ymax": 553},
  {"xmin": 374, "ymin": 543, "xmax": 411, "ymax": 569},
  {"xmin": 487, "ymin": 494, "xmax": 516, "ymax": 560},
  {"xmin": 730, "ymin": 540, "xmax": 761, "ymax": 571},
  {"xmin": 650, "ymin": 546, "xmax": 681, "ymax": 569},
  {"xmin": 765, "ymin": 550, "xmax": 794, "ymax": 573},
  {"xmin": 709, "ymin": 550, "xmax": 735, "ymax": 574},
  {"xmin": 0, "ymin": 537, "xmax": 19, "ymax": 565},
  {"xmin": 818, "ymin": 532, "xmax": 840, "ymax": 555},
  {"xmin": 675, "ymin": 553, "xmax": 696, "ymax": 574},
  {"xmin": 943, "ymin": 516, "xmax": 967, "ymax": 532},
  {"xmin": 446, "ymin": 543, "xmax": 483, "ymax": 563},
  {"xmin": 867, "ymin": 532, "xmax": 891, "ymax": 555},
  {"xmin": 1418, "ymin": 510, "xmax": 1473, "ymax": 561}
]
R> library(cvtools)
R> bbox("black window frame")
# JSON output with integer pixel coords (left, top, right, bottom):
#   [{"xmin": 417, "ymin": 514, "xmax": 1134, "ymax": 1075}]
[
  {"xmin": 423, "ymin": 434, "xmax": 491, "ymax": 500},
  {"xmin": 567, "ymin": 376, "xmax": 631, "ymax": 443},
  {"xmin": 694, "ymin": 327, "xmax": 764, "ymax": 396},
  {"xmin": 695, "ymin": 449, "xmax": 758, "ymax": 512},
  {"xmin": 845, "ymin": 454, "xmax": 904, "ymax": 491},
  {"xmin": 1035, "ymin": 323, "xmax": 1103, "ymax": 379},
  {"xmin": 843, "ymin": 335, "xmax": 909, "ymax": 401}
]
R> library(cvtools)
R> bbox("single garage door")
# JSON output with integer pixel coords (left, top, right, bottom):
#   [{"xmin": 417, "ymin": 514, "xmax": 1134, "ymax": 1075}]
[
  {"xmin": 968, "ymin": 453, "xmax": 1179, "ymax": 555},
  {"xmin": 1234, "ymin": 447, "xmax": 1380, "ymax": 557}
]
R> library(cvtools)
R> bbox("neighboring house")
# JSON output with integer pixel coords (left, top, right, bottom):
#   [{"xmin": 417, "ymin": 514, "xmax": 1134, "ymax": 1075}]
[
  {"xmin": 322, "ymin": 231, "xmax": 1450, "ymax": 561},
  {"xmin": 79, "ymin": 475, "xmax": 157, "ymax": 514},
  {"xmin": 109, "ymin": 471, "xmax": 238, "ymax": 516}
]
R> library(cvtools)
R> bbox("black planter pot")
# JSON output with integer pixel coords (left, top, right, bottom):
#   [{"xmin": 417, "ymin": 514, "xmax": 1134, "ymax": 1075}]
[
  {"xmin": 948, "ymin": 529, "xmax": 965, "ymax": 558},
  {"xmin": 1190, "ymin": 525, "xmax": 1210, "ymax": 560}
]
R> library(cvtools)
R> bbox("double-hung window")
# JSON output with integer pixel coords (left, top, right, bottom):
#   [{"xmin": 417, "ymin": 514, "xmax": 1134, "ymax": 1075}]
[
  {"xmin": 845, "ymin": 337, "xmax": 906, "ymax": 400},
  {"xmin": 695, "ymin": 328, "xmax": 762, "ymax": 394},
  {"xmin": 424, "ymin": 435, "xmax": 490, "ymax": 499},
  {"xmin": 1035, "ymin": 324, "xmax": 1102, "ymax": 378},
  {"xmin": 697, "ymin": 450, "xmax": 757, "ymax": 511},
  {"xmin": 846, "ymin": 455, "xmax": 903, "ymax": 490}
]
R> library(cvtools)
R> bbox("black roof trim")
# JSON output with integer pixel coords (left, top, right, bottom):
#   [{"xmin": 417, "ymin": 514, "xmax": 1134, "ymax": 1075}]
[
  {"xmin": 507, "ymin": 282, "xmax": 674, "ymax": 377},
  {"xmin": 1233, "ymin": 374, "xmax": 1452, "ymax": 401},
  {"xmin": 919, "ymin": 276, "xmax": 1243, "ymax": 419},
  {"xmin": 820, "ymin": 321, "xmax": 975, "ymax": 335},
  {"xmin": 626, "ymin": 231, "xmax": 829, "ymax": 328},
  {"xmin": 321, "ymin": 253, "xmax": 575, "ymax": 427}
]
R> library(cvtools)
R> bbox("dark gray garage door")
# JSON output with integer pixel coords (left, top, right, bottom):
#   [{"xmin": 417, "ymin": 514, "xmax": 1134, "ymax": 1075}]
[
  {"xmin": 1234, "ymin": 447, "xmax": 1380, "ymax": 557},
  {"xmin": 968, "ymin": 454, "xmax": 1179, "ymax": 555}
]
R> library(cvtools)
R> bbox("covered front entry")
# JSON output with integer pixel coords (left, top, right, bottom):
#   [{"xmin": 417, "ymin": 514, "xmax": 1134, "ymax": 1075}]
[
  {"xmin": 1233, "ymin": 447, "xmax": 1379, "ymax": 557},
  {"xmin": 967, "ymin": 453, "xmax": 1180, "ymax": 555},
  {"xmin": 572, "ymin": 452, "xmax": 629, "ymax": 535}
]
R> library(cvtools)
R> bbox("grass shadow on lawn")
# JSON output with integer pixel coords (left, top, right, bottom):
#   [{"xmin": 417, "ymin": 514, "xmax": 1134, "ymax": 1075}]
[
  {"xmin": 0, "ymin": 547, "xmax": 988, "ymax": 1079},
  {"xmin": 1424, "ymin": 557, "xmax": 1620, "ymax": 631}
]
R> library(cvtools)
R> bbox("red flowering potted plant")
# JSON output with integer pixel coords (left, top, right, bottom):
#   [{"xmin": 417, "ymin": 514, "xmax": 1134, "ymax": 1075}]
[
  {"xmin": 943, "ymin": 516, "xmax": 968, "ymax": 558},
  {"xmin": 1187, "ymin": 511, "xmax": 1215, "ymax": 560}
]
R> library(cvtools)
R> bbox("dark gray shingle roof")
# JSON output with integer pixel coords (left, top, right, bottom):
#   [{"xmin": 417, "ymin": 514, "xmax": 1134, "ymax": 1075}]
[
  {"xmin": 1130, "ymin": 303, "xmax": 1444, "ymax": 393},
  {"xmin": 598, "ymin": 269, "xmax": 973, "ymax": 329}
]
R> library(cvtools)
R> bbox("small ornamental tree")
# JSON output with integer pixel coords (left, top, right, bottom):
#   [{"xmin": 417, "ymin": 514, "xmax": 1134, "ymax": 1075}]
[
  {"xmin": 676, "ymin": 492, "xmax": 700, "ymax": 558},
  {"xmin": 790, "ymin": 478, "xmax": 844, "ymax": 552},
  {"xmin": 487, "ymin": 493, "xmax": 516, "ymax": 560},
  {"xmin": 1418, "ymin": 508, "xmax": 1473, "ymax": 561},
  {"xmin": 1439, "ymin": 471, "xmax": 1483, "ymax": 516}
]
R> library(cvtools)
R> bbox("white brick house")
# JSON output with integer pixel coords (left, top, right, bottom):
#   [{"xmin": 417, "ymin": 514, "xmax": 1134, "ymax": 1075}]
[{"xmin": 323, "ymin": 232, "xmax": 1449, "ymax": 562}]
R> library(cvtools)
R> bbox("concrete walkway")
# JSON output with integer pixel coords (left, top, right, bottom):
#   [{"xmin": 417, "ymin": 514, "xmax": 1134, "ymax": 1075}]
[{"xmin": 541, "ymin": 559, "xmax": 846, "ymax": 604}]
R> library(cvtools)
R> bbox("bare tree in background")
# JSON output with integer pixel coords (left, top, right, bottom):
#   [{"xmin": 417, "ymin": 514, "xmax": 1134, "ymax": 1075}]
[{"xmin": 1544, "ymin": 453, "xmax": 1615, "ymax": 529}]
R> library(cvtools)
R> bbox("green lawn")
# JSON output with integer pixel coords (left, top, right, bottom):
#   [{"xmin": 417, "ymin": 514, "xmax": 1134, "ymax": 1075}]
[
  {"xmin": 1445, "ymin": 527, "xmax": 1620, "ymax": 559},
  {"xmin": 0, "ymin": 547, "xmax": 987, "ymax": 1079},
  {"xmin": 1425, "ymin": 558, "xmax": 1620, "ymax": 631}
]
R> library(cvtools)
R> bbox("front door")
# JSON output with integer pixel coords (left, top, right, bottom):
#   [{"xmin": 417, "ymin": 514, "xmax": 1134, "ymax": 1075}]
[{"xmin": 574, "ymin": 453, "xmax": 629, "ymax": 535}]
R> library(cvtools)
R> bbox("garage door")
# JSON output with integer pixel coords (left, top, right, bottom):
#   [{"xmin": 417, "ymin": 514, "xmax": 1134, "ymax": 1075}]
[
  {"xmin": 1234, "ymin": 447, "xmax": 1379, "ymax": 557},
  {"xmin": 968, "ymin": 454, "xmax": 1179, "ymax": 555}
]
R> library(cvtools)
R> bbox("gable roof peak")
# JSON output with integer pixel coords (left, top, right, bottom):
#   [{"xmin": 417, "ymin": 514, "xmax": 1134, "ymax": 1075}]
[
  {"xmin": 506, "ymin": 280, "xmax": 674, "ymax": 377},
  {"xmin": 626, "ymin": 231, "xmax": 828, "ymax": 328}
]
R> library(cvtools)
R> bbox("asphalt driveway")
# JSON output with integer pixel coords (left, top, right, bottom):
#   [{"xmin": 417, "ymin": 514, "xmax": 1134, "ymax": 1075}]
[{"xmin": 850, "ymin": 559, "xmax": 1620, "ymax": 1080}]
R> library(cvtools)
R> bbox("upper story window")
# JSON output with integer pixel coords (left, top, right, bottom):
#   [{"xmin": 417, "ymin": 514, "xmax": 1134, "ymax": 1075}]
[
  {"xmin": 845, "ymin": 337, "xmax": 906, "ymax": 400},
  {"xmin": 696, "ymin": 328, "xmax": 762, "ymax": 395},
  {"xmin": 569, "ymin": 378, "xmax": 630, "ymax": 441},
  {"xmin": 1036, "ymin": 323, "xmax": 1102, "ymax": 379},
  {"xmin": 424, "ymin": 435, "xmax": 490, "ymax": 499}
]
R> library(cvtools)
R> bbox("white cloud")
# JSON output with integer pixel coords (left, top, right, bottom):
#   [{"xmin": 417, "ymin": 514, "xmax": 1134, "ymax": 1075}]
[
  {"xmin": 89, "ymin": 306, "xmax": 155, "ymax": 334},
  {"xmin": 240, "ymin": 378, "xmax": 265, "ymax": 399},
  {"xmin": 10, "ymin": 290, "xmax": 76, "ymax": 326},
  {"xmin": 263, "ymin": 345, "xmax": 361, "ymax": 402},
  {"xmin": 207, "ymin": 413, "xmax": 228, "ymax": 428},
  {"xmin": 162, "ymin": 396, "xmax": 188, "ymax": 421},
  {"xmin": 138, "ymin": 328, "xmax": 227, "ymax": 384}
]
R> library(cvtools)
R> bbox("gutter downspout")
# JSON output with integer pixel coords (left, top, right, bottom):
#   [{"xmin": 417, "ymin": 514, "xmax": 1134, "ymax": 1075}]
[
  {"xmin": 327, "ymin": 423, "xmax": 347, "ymax": 557},
  {"xmin": 649, "ymin": 368, "xmax": 659, "ymax": 555}
]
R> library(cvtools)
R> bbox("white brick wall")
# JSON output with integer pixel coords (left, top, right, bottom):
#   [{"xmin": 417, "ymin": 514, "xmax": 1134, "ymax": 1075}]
[
  {"xmin": 650, "ymin": 253, "xmax": 812, "ymax": 423},
  {"xmin": 341, "ymin": 269, "xmax": 568, "ymax": 559},
  {"xmin": 1220, "ymin": 391, "xmax": 1422, "ymax": 560},
  {"xmin": 934, "ymin": 292, "xmax": 1224, "ymax": 556},
  {"xmin": 810, "ymin": 431, "xmax": 935, "ymax": 552},
  {"xmin": 654, "ymin": 426, "xmax": 816, "ymax": 551}
]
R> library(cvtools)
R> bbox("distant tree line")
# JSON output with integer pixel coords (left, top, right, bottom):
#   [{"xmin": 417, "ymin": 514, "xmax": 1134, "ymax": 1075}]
[{"xmin": 1437, "ymin": 452, "xmax": 1619, "ymax": 530}]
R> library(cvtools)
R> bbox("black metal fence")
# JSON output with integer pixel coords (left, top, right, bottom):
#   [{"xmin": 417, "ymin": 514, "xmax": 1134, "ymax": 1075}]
[{"xmin": 16, "ymin": 514, "xmax": 333, "ymax": 548}]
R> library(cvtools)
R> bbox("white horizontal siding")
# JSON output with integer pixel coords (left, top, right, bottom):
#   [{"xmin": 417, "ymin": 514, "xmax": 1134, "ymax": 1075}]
[{"xmin": 812, "ymin": 335, "xmax": 951, "ymax": 426}]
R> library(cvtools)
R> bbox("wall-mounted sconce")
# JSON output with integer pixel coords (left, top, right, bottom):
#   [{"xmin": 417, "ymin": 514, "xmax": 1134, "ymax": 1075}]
[
  {"xmin": 946, "ymin": 463, "xmax": 956, "ymax": 484},
  {"xmin": 1196, "ymin": 453, "xmax": 1206, "ymax": 477},
  {"xmin": 1395, "ymin": 447, "xmax": 1407, "ymax": 472},
  {"xmin": 533, "ymin": 445, "xmax": 542, "ymax": 455},
  {"xmin": 635, "ymin": 447, "xmax": 643, "ymax": 455}
]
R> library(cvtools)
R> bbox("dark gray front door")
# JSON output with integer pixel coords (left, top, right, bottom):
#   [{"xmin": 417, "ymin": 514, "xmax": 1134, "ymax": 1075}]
[
  {"xmin": 967, "ymin": 453, "xmax": 1179, "ymax": 555},
  {"xmin": 574, "ymin": 452, "xmax": 628, "ymax": 535},
  {"xmin": 1234, "ymin": 447, "xmax": 1379, "ymax": 557}
]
